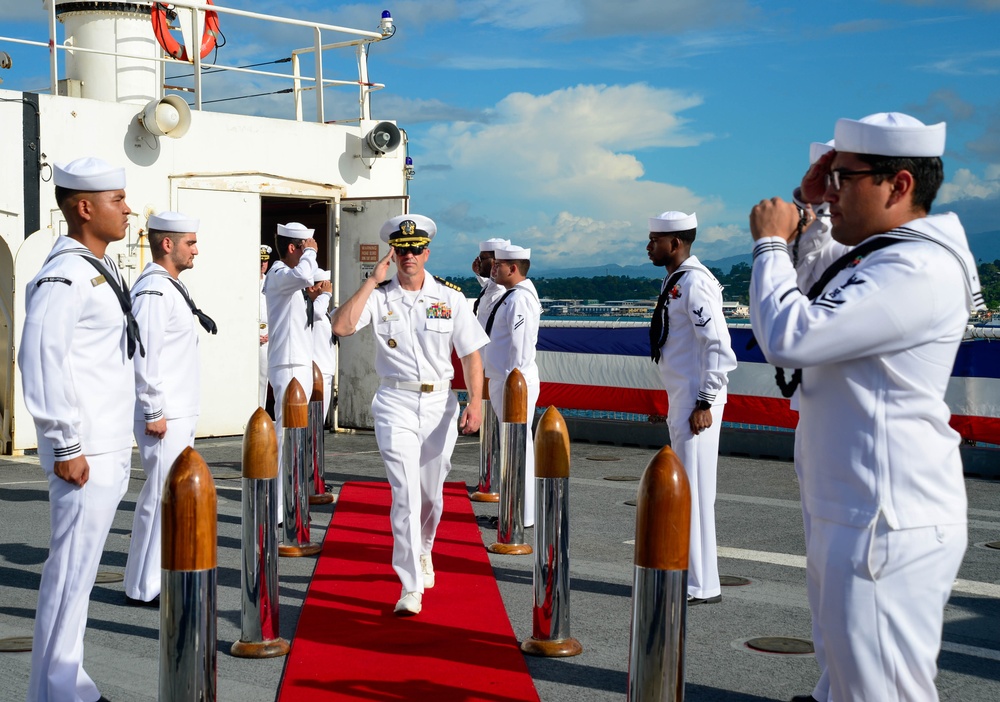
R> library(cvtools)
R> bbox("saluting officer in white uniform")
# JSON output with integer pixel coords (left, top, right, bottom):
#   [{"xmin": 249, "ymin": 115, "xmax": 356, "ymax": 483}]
[
  {"xmin": 124, "ymin": 211, "xmax": 214, "ymax": 606},
  {"xmin": 259, "ymin": 244, "xmax": 272, "ymax": 408},
  {"xmin": 482, "ymin": 244, "xmax": 542, "ymax": 528},
  {"xmin": 264, "ymin": 222, "xmax": 319, "ymax": 512},
  {"xmin": 472, "ymin": 237, "xmax": 510, "ymax": 328},
  {"xmin": 20, "ymin": 157, "xmax": 135, "ymax": 702},
  {"xmin": 309, "ymin": 269, "xmax": 337, "ymax": 421},
  {"xmin": 647, "ymin": 211, "xmax": 737, "ymax": 606},
  {"xmin": 750, "ymin": 113, "xmax": 979, "ymax": 702},
  {"xmin": 332, "ymin": 214, "xmax": 487, "ymax": 616}
]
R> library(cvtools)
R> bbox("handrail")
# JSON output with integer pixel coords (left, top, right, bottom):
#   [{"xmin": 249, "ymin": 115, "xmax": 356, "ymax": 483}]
[{"xmin": 2, "ymin": 0, "xmax": 389, "ymax": 123}]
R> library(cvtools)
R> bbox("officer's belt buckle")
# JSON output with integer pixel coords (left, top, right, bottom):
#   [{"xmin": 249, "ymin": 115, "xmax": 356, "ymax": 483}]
[{"xmin": 420, "ymin": 383, "xmax": 435, "ymax": 393}]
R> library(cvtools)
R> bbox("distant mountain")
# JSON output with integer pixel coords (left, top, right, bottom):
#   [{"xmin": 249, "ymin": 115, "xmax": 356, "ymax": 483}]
[
  {"xmin": 528, "ymin": 254, "xmax": 753, "ymax": 279},
  {"xmin": 969, "ymin": 230, "xmax": 1000, "ymax": 264}
]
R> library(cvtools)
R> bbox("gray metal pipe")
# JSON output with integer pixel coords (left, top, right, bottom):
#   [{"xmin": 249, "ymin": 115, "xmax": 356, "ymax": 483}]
[
  {"xmin": 471, "ymin": 397, "xmax": 500, "ymax": 502},
  {"xmin": 279, "ymin": 425, "xmax": 321, "ymax": 556},
  {"xmin": 627, "ymin": 567, "xmax": 687, "ymax": 701},
  {"xmin": 160, "ymin": 569, "xmax": 218, "ymax": 702}
]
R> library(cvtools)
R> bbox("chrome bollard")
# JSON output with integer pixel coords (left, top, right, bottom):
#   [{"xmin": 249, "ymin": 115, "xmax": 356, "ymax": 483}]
[
  {"xmin": 160, "ymin": 447, "xmax": 218, "ymax": 702},
  {"xmin": 489, "ymin": 368, "xmax": 532, "ymax": 555},
  {"xmin": 627, "ymin": 446, "xmax": 691, "ymax": 702},
  {"xmin": 308, "ymin": 362, "xmax": 335, "ymax": 506},
  {"xmin": 521, "ymin": 406, "xmax": 582, "ymax": 657},
  {"xmin": 278, "ymin": 378, "xmax": 322, "ymax": 557},
  {"xmin": 471, "ymin": 375, "xmax": 500, "ymax": 503},
  {"xmin": 231, "ymin": 408, "xmax": 290, "ymax": 659}
]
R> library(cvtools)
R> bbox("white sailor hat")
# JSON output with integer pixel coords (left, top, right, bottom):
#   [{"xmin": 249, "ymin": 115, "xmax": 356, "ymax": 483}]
[
  {"xmin": 479, "ymin": 237, "xmax": 511, "ymax": 252},
  {"xmin": 495, "ymin": 244, "xmax": 530, "ymax": 260},
  {"xmin": 649, "ymin": 211, "xmax": 697, "ymax": 233},
  {"xmin": 53, "ymin": 156, "xmax": 126, "ymax": 191},
  {"xmin": 380, "ymin": 214, "xmax": 436, "ymax": 246},
  {"xmin": 834, "ymin": 112, "xmax": 946, "ymax": 158},
  {"xmin": 260, "ymin": 244, "xmax": 273, "ymax": 261},
  {"xmin": 810, "ymin": 139, "xmax": 834, "ymax": 165},
  {"xmin": 277, "ymin": 222, "xmax": 314, "ymax": 239},
  {"xmin": 314, "ymin": 269, "xmax": 331, "ymax": 283},
  {"xmin": 147, "ymin": 211, "xmax": 199, "ymax": 233}
]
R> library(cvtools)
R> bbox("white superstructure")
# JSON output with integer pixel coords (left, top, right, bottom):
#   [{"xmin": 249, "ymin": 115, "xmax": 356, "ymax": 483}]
[{"xmin": 0, "ymin": 1, "xmax": 407, "ymax": 452}]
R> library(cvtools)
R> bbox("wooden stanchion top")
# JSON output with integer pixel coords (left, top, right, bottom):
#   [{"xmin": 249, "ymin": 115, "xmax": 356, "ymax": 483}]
[
  {"xmin": 311, "ymin": 362, "xmax": 324, "ymax": 402},
  {"xmin": 482, "ymin": 372, "xmax": 490, "ymax": 401},
  {"xmin": 534, "ymin": 406, "xmax": 570, "ymax": 479},
  {"xmin": 502, "ymin": 368, "xmax": 528, "ymax": 423},
  {"xmin": 634, "ymin": 446, "xmax": 691, "ymax": 571},
  {"xmin": 162, "ymin": 446, "xmax": 218, "ymax": 571},
  {"xmin": 242, "ymin": 407, "xmax": 278, "ymax": 480},
  {"xmin": 283, "ymin": 377, "xmax": 309, "ymax": 428}
]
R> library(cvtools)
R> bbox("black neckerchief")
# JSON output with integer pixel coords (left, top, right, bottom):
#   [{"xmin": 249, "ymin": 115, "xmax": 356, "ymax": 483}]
[
  {"xmin": 484, "ymin": 288, "xmax": 517, "ymax": 337},
  {"xmin": 473, "ymin": 285, "xmax": 488, "ymax": 315},
  {"xmin": 649, "ymin": 269, "xmax": 688, "ymax": 364},
  {"xmin": 775, "ymin": 235, "xmax": 905, "ymax": 397},
  {"xmin": 53, "ymin": 249, "xmax": 145, "ymax": 359},
  {"xmin": 303, "ymin": 289, "xmax": 315, "ymax": 329},
  {"xmin": 137, "ymin": 268, "xmax": 218, "ymax": 335}
]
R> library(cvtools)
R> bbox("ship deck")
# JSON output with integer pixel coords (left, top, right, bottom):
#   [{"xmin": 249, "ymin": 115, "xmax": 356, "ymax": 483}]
[{"xmin": 0, "ymin": 429, "xmax": 998, "ymax": 701}]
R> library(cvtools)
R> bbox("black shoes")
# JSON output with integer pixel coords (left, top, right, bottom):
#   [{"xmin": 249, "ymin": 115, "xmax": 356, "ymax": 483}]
[
  {"xmin": 124, "ymin": 594, "xmax": 160, "ymax": 608},
  {"xmin": 789, "ymin": 696, "xmax": 820, "ymax": 702},
  {"xmin": 686, "ymin": 594, "xmax": 722, "ymax": 606}
]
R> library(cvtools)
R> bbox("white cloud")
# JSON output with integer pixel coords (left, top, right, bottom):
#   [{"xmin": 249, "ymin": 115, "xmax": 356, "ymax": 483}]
[{"xmin": 937, "ymin": 168, "xmax": 1000, "ymax": 203}]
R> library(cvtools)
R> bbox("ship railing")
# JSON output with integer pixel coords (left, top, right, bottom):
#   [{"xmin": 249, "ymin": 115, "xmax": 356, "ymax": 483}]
[{"xmin": 0, "ymin": 0, "xmax": 387, "ymax": 122}]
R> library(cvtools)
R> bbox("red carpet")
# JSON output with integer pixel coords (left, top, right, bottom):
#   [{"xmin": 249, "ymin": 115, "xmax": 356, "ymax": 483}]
[{"xmin": 277, "ymin": 481, "xmax": 541, "ymax": 702}]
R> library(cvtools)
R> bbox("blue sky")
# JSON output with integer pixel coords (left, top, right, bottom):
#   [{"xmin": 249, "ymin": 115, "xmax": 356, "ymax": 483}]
[{"xmin": 2, "ymin": 0, "xmax": 1000, "ymax": 275}]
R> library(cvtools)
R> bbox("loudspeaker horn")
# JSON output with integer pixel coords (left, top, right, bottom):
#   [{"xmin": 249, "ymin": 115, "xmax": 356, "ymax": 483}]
[
  {"xmin": 139, "ymin": 95, "xmax": 192, "ymax": 139},
  {"xmin": 364, "ymin": 121, "xmax": 401, "ymax": 155}
]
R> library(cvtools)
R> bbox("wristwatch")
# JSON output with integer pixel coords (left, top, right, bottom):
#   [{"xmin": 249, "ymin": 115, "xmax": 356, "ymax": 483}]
[{"xmin": 696, "ymin": 400, "xmax": 712, "ymax": 411}]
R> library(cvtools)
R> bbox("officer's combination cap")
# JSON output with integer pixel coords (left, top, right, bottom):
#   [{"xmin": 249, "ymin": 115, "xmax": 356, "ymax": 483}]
[{"xmin": 380, "ymin": 214, "xmax": 435, "ymax": 247}]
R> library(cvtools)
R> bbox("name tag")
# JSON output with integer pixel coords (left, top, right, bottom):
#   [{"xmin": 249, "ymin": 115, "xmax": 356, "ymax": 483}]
[
  {"xmin": 381, "ymin": 310, "xmax": 399, "ymax": 322},
  {"xmin": 90, "ymin": 275, "xmax": 106, "ymax": 287}
]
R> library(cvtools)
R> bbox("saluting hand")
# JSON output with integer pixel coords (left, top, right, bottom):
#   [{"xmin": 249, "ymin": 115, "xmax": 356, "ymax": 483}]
[
  {"xmin": 371, "ymin": 249, "xmax": 394, "ymax": 285},
  {"xmin": 750, "ymin": 197, "xmax": 801, "ymax": 242},
  {"xmin": 54, "ymin": 455, "xmax": 90, "ymax": 487},
  {"xmin": 800, "ymin": 149, "xmax": 835, "ymax": 205}
]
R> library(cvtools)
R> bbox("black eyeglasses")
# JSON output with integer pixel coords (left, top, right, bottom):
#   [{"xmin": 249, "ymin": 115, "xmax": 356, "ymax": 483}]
[
  {"xmin": 826, "ymin": 168, "xmax": 896, "ymax": 191},
  {"xmin": 393, "ymin": 245, "xmax": 426, "ymax": 256}
]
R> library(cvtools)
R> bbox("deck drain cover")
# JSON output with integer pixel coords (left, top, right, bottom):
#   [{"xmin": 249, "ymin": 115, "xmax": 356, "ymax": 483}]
[
  {"xmin": 746, "ymin": 637, "xmax": 814, "ymax": 654},
  {"xmin": 0, "ymin": 636, "xmax": 32, "ymax": 652},
  {"xmin": 624, "ymin": 499, "xmax": 637, "ymax": 506},
  {"xmin": 986, "ymin": 541, "xmax": 1000, "ymax": 550},
  {"xmin": 604, "ymin": 475, "xmax": 640, "ymax": 481},
  {"xmin": 95, "ymin": 571, "xmax": 124, "ymax": 584},
  {"xmin": 720, "ymin": 575, "xmax": 751, "ymax": 587},
  {"xmin": 587, "ymin": 456, "xmax": 622, "ymax": 462}
]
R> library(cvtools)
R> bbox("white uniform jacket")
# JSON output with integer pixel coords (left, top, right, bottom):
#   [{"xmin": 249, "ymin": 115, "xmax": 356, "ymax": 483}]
[
  {"xmin": 656, "ymin": 256, "xmax": 737, "ymax": 409},
  {"xmin": 749, "ymin": 213, "xmax": 980, "ymax": 530},
  {"xmin": 264, "ymin": 249, "xmax": 318, "ymax": 368},
  {"xmin": 259, "ymin": 278, "xmax": 269, "ymax": 342},
  {"xmin": 483, "ymin": 279, "xmax": 541, "ymax": 386},
  {"xmin": 311, "ymin": 291, "xmax": 337, "ymax": 376},
  {"xmin": 131, "ymin": 262, "xmax": 201, "ymax": 421},
  {"xmin": 790, "ymin": 191, "xmax": 849, "ymax": 293},
  {"xmin": 19, "ymin": 236, "xmax": 135, "ymax": 458},
  {"xmin": 356, "ymin": 273, "xmax": 488, "ymax": 381},
  {"xmin": 475, "ymin": 278, "xmax": 507, "ymax": 330}
]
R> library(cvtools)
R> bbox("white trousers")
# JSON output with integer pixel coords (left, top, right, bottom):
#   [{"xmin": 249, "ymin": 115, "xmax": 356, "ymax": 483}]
[
  {"xmin": 666, "ymin": 404, "xmax": 722, "ymax": 599},
  {"xmin": 810, "ymin": 515, "xmax": 966, "ymax": 702},
  {"xmin": 258, "ymin": 342, "xmax": 269, "ymax": 408},
  {"xmin": 124, "ymin": 415, "xmax": 198, "ymax": 601},
  {"xmin": 27, "ymin": 448, "xmax": 131, "ymax": 702},
  {"xmin": 320, "ymin": 371, "xmax": 334, "ymax": 424},
  {"xmin": 372, "ymin": 387, "xmax": 459, "ymax": 594},
  {"xmin": 488, "ymin": 377, "xmax": 538, "ymax": 528},
  {"xmin": 269, "ymin": 363, "xmax": 312, "ymax": 518}
]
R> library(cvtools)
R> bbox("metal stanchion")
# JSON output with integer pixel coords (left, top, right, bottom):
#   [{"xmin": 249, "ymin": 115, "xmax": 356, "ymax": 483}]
[
  {"xmin": 489, "ymin": 368, "xmax": 532, "ymax": 555},
  {"xmin": 627, "ymin": 446, "xmax": 691, "ymax": 702},
  {"xmin": 471, "ymin": 373, "xmax": 500, "ymax": 503},
  {"xmin": 278, "ymin": 378, "xmax": 322, "ymax": 557},
  {"xmin": 521, "ymin": 406, "xmax": 582, "ymax": 657},
  {"xmin": 160, "ymin": 447, "xmax": 218, "ymax": 702},
  {"xmin": 231, "ymin": 408, "xmax": 290, "ymax": 659},
  {"xmin": 308, "ymin": 362, "xmax": 335, "ymax": 506}
]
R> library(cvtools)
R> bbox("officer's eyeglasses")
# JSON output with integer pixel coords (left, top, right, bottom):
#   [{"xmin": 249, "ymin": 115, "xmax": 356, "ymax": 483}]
[
  {"xmin": 825, "ymin": 168, "xmax": 896, "ymax": 191},
  {"xmin": 393, "ymin": 245, "xmax": 426, "ymax": 256}
]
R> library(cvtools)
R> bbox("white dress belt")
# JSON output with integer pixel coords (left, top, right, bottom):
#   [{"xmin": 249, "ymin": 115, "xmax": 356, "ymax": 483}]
[{"xmin": 380, "ymin": 378, "xmax": 451, "ymax": 393}]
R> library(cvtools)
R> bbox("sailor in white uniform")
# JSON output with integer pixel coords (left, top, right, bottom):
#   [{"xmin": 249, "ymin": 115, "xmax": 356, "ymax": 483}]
[
  {"xmin": 482, "ymin": 244, "xmax": 541, "ymax": 528},
  {"xmin": 264, "ymin": 222, "xmax": 319, "ymax": 512},
  {"xmin": 472, "ymin": 237, "xmax": 510, "ymax": 328},
  {"xmin": 20, "ymin": 157, "xmax": 135, "ymax": 702},
  {"xmin": 124, "ymin": 211, "xmax": 215, "ymax": 606},
  {"xmin": 259, "ymin": 244, "xmax": 272, "ymax": 408},
  {"xmin": 310, "ymin": 269, "xmax": 337, "ymax": 420},
  {"xmin": 332, "ymin": 214, "xmax": 488, "ymax": 616},
  {"xmin": 749, "ymin": 112, "xmax": 979, "ymax": 702},
  {"xmin": 647, "ymin": 211, "xmax": 737, "ymax": 605}
]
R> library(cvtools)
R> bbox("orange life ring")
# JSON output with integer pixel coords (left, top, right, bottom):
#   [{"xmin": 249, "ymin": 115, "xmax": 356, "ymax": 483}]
[{"xmin": 152, "ymin": 1, "xmax": 221, "ymax": 62}]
